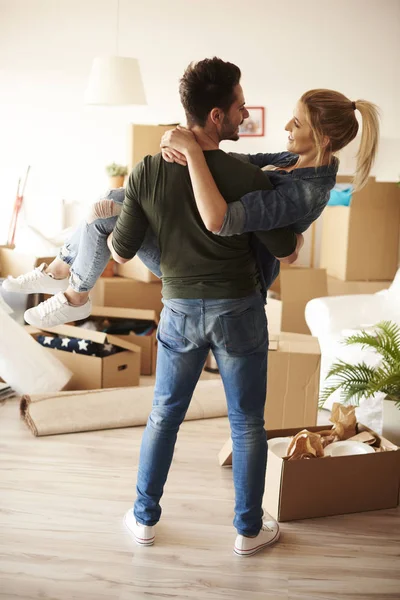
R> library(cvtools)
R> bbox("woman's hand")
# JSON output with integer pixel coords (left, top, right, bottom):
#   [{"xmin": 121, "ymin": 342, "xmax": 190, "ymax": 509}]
[
  {"xmin": 161, "ymin": 147, "xmax": 188, "ymax": 166},
  {"xmin": 161, "ymin": 126, "xmax": 200, "ymax": 159}
]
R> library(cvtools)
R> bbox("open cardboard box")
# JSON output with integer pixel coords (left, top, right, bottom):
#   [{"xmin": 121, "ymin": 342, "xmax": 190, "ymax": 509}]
[
  {"xmin": 90, "ymin": 306, "xmax": 159, "ymax": 376},
  {"xmin": 219, "ymin": 424, "xmax": 400, "ymax": 522},
  {"xmin": 90, "ymin": 277, "xmax": 163, "ymax": 316},
  {"xmin": 26, "ymin": 323, "xmax": 141, "ymax": 390},
  {"xmin": 267, "ymin": 266, "xmax": 328, "ymax": 334}
]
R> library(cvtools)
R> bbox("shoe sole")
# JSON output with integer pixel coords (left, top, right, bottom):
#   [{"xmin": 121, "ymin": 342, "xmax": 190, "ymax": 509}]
[
  {"xmin": 123, "ymin": 514, "xmax": 155, "ymax": 546},
  {"xmin": 24, "ymin": 304, "xmax": 92, "ymax": 328},
  {"xmin": 234, "ymin": 529, "xmax": 280, "ymax": 557}
]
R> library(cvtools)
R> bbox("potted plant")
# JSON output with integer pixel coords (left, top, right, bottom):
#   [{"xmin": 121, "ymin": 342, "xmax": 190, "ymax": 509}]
[
  {"xmin": 106, "ymin": 163, "xmax": 128, "ymax": 189},
  {"xmin": 320, "ymin": 321, "xmax": 400, "ymax": 441}
]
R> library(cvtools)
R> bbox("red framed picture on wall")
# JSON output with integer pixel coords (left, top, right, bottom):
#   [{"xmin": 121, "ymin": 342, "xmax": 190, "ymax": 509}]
[{"xmin": 239, "ymin": 107, "xmax": 265, "ymax": 137}]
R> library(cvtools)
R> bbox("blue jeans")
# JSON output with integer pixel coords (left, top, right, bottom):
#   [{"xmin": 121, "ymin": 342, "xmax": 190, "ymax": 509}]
[
  {"xmin": 58, "ymin": 188, "xmax": 162, "ymax": 292},
  {"xmin": 134, "ymin": 292, "xmax": 269, "ymax": 536}
]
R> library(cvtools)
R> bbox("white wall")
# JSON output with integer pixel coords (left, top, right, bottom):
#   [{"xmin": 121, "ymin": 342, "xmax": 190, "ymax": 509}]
[{"xmin": 0, "ymin": 0, "xmax": 399, "ymax": 257}]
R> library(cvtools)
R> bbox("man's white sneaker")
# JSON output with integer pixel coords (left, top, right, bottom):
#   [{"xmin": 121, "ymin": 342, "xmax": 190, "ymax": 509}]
[
  {"xmin": 2, "ymin": 263, "xmax": 69, "ymax": 295},
  {"xmin": 234, "ymin": 520, "xmax": 280, "ymax": 557},
  {"xmin": 24, "ymin": 292, "xmax": 92, "ymax": 328},
  {"xmin": 123, "ymin": 510, "xmax": 155, "ymax": 546}
]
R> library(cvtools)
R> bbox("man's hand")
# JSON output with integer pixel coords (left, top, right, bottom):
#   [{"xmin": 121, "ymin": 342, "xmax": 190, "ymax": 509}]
[
  {"xmin": 278, "ymin": 233, "xmax": 304, "ymax": 264},
  {"xmin": 161, "ymin": 126, "xmax": 200, "ymax": 165}
]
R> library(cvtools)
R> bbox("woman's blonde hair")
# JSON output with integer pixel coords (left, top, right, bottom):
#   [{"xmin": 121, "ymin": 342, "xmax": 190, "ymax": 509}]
[{"xmin": 300, "ymin": 89, "xmax": 380, "ymax": 191}]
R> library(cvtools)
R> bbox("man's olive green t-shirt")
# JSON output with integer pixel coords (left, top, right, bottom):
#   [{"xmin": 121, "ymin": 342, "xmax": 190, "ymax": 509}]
[{"xmin": 112, "ymin": 150, "xmax": 296, "ymax": 299}]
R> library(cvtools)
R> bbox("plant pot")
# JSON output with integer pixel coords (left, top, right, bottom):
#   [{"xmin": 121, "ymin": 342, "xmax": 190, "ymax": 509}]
[{"xmin": 109, "ymin": 176, "xmax": 125, "ymax": 189}]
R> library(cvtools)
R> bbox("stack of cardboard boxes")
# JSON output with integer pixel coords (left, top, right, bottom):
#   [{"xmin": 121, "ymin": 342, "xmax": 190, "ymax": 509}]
[{"xmin": 321, "ymin": 176, "xmax": 399, "ymax": 295}]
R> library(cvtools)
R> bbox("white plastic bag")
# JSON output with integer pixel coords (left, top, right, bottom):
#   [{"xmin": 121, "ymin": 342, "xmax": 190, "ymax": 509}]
[{"xmin": 0, "ymin": 303, "xmax": 72, "ymax": 395}]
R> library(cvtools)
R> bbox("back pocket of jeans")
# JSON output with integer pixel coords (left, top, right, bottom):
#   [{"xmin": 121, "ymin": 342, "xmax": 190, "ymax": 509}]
[
  {"xmin": 219, "ymin": 305, "xmax": 266, "ymax": 355},
  {"xmin": 158, "ymin": 305, "xmax": 186, "ymax": 350}
]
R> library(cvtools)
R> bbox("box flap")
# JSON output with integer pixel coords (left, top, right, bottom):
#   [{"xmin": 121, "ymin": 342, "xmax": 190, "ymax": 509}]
[
  {"xmin": 106, "ymin": 333, "xmax": 141, "ymax": 354},
  {"xmin": 32, "ymin": 323, "xmax": 109, "ymax": 345},
  {"xmin": 277, "ymin": 332, "xmax": 320, "ymax": 356},
  {"xmin": 268, "ymin": 333, "xmax": 320, "ymax": 355},
  {"xmin": 91, "ymin": 305, "xmax": 159, "ymax": 324},
  {"xmin": 31, "ymin": 323, "xmax": 142, "ymax": 353}
]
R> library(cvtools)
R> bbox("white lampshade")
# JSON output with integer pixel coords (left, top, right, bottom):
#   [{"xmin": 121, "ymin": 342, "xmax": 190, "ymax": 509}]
[{"xmin": 84, "ymin": 56, "xmax": 147, "ymax": 106}]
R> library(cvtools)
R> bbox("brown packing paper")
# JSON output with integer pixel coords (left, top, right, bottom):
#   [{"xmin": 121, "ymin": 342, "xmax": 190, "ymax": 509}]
[
  {"xmin": 20, "ymin": 380, "xmax": 228, "ymax": 437},
  {"xmin": 286, "ymin": 429, "xmax": 324, "ymax": 460},
  {"xmin": 347, "ymin": 431, "xmax": 377, "ymax": 446},
  {"xmin": 330, "ymin": 403, "xmax": 357, "ymax": 440}
]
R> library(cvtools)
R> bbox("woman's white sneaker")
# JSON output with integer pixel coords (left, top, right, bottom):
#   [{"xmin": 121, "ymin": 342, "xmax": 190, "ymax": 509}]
[
  {"xmin": 123, "ymin": 510, "xmax": 155, "ymax": 546},
  {"xmin": 234, "ymin": 520, "xmax": 280, "ymax": 557},
  {"xmin": 2, "ymin": 263, "xmax": 69, "ymax": 295},
  {"xmin": 24, "ymin": 292, "xmax": 92, "ymax": 328}
]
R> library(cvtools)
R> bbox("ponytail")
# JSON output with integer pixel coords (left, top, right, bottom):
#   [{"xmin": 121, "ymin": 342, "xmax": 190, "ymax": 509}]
[
  {"xmin": 352, "ymin": 100, "xmax": 380, "ymax": 191},
  {"xmin": 301, "ymin": 89, "xmax": 380, "ymax": 191}
]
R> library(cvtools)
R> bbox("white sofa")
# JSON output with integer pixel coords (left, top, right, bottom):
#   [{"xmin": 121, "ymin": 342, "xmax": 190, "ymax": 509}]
[{"xmin": 305, "ymin": 269, "xmax": 400, "ymax": 435}]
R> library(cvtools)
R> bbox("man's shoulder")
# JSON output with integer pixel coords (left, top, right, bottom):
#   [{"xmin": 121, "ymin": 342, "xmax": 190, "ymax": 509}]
[
  {"xmin": 210, "ymin": 150, "xmax": 259, "ymax": 169},
  {"xmin": 207, "ymin": 150, "xmax": 263, "ymax": 178},
  {"xmin": 128, "ymin": 153, "xmax": 162, "ymax": 183}
]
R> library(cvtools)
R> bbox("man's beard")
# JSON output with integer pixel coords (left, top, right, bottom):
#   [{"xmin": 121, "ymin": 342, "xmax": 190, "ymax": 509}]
[{"xmin": 220, "ymin": 115, "xmax": 241, "ymax": 142}]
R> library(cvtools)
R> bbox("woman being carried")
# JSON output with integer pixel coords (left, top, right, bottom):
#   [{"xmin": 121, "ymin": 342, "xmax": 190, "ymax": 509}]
[{"xmin": 2, "ymin": 89, "xmax": 379, "ymax": 327}]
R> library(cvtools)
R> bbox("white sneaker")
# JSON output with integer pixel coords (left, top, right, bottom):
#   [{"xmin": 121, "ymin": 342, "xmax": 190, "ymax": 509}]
[
  {"xmin": 234, "ymin": 520, "xmax": 280, "ymax": 557},
  {"xmin": 24, "ymin": 292, "xmax": 92, "ymax": 328},
  {"xmin": 2, "ymin": 263, "xmax": 69, "ymax": 295},
  {"xmin": 124, "ymin": 510, "xmax": 155, "ymax": 546}
]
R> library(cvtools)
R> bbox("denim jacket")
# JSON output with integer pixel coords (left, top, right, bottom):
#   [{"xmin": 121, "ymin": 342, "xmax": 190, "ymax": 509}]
[{"xmin": 222, "ymin": 151, "xmax": 338, "ymax": 296}]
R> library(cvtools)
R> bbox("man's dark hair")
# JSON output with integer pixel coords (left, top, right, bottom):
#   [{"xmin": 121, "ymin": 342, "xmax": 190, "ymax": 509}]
[{"xmin": 179, "ymin": 57, "xmax": 241, "ymax": 127}]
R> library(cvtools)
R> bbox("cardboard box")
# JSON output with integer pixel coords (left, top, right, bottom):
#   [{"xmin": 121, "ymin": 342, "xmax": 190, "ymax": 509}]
[
  {"xmin": 219, "ymin": 424, "xmax": 400, "ymax": 522},
  {"xmin": 327, "ymin": 276, "xmax": 391, "ymax": 296},
  {"xmin": 0, "ymin": 247, "xmax": 55, "ymax": 278},
  {"xmin": 116, "ymin": 256, "xmax": 159, "ymax": 283},
  {"xmin": 127, "ymin": 123, "xmax": 179, "ymax": 170},
  {"xmin": 266, "ymin": 333, "xmax": 320, "ymax": 428},
  {"xmin": 263, "ymin": 425, "xmax": 400, "ymax": 522},
  {"xmin": 268, "ymin": 266, "xmax": 328, "ymax": 334},
  {"xmin": 26, "ymin": 323, "xmax": 141, "ymax": 390},
  {"xmin": 90, "ymin": 306, "xmax": 159, "ymax": 376},
  {"xmin": 320, "ymin": 177, "xmax": 400, "ymax": 281},
  {"xmin": 209, "ymin": 332, "xmax": 320, "ymax": 430},
  {"xmin": 90, "ymin": 277, "xmax": 163, "ymax": 316}
]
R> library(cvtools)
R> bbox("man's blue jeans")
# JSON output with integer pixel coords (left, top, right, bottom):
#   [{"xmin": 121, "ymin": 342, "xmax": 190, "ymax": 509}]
[{"xmin": 134, "ymin": 292, "xmax": 269, "ymax": 537}]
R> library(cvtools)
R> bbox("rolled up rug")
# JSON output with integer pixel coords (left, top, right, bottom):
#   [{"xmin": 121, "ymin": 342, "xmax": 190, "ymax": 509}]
[{"xmin": 20, "ymin": 380, "xmax": 228, "ymax": 436}]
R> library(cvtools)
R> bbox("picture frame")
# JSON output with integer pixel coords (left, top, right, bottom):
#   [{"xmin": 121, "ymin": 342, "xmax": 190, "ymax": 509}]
[{"xmin": 239, "ymin": 106, "xmax": 265, "ymax": 137}]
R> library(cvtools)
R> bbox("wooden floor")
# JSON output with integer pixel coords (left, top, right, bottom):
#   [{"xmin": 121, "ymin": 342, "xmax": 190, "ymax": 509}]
[{"xmin": 1, "ymin": 389, "xmax": 399, "ymax": 600}]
